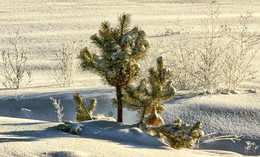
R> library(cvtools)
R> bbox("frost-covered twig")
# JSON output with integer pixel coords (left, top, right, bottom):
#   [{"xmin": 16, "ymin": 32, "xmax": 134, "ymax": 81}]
[
  {"xmin": 50, "ymin": 97, "xmax": 64, "ymax": 123},
  {"xmin": 197, "ymin": 132, "xmax": 240, "ymax": 149}
]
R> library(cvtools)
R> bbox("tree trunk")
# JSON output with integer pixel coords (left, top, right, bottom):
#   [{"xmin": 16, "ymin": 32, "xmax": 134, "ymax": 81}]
[
  {"xmin": 116, "ymin": 86, "xmax": 123, "ymax": 122},
  {"xmin": 139, "ymin": 107, "xmax": 146, "ymax": 124}
]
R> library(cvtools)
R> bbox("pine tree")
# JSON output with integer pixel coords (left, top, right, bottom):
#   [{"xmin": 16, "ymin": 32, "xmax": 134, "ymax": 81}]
[
  {"xmin": 123, "ymin": 57, "xmax": 176, "ymax": 126},
  {"xmin": 78, "ymin": 13, "xmax": 150, "ymax": 122}
]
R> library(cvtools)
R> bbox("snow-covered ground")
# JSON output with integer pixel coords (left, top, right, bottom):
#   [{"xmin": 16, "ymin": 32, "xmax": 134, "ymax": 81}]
[
  {"xmin": 0, "ymin": 117, "xmax": 253, "ymax": 157},
  {"xmin": 0, "ymin": 0, "xmax": 260, "ymax": 156},
  {"xmin": 1, "ymin": 87, "xmax": 259, "ymax": 156}
]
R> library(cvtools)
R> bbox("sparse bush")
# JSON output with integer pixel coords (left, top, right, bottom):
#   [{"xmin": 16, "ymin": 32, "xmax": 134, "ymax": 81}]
[
  {"xmin": 54, "ymin": 42, "xmax": 78, "ymax": 87},
  {"xmin": 0, "ymin": 31, "xmax": 32, "ymax": 89},
  {"xmin": 167, "ymin": 31, "xmax": 199, "ymax": 90},
  {"xmin": 222, "ymin": 13, "xmax": 260, "ymax": 91},
  {"xmin": 193, "ymin": 2, "xmax": 232, "ymax": 93},
  {"xmin": 50, "ymin": 97, "xmax": 64, "ymax": 123}
]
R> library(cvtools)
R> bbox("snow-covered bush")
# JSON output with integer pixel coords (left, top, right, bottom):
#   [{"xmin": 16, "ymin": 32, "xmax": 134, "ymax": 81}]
[
  {"xmin": 0, "ymin": 31, "xmax": 32, "ymax": 89},
  {"xmin": 149, "ymin": 119, "xmax": 204, "ymax": 149},
  {"xmin": 50, "ymin": 97, "xmax": 64, "ymax": 123}
]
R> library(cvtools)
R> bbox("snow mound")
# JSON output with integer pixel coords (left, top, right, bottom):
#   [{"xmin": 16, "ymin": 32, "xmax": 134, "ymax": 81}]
[{"xmin": 77, "ymin": 120, "xmax": 165, "ymax": 147}]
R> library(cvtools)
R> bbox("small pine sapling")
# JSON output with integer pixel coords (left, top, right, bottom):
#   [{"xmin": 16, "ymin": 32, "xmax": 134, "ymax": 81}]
[
  {"xmin": 149, "ymin": 119, "xmax": 204, "ymax": 149},
  {"xmin": 50, "ymin": 97, "xmax": 64, "ymax": 123},
  {"xmin": 73, "ymin": 92, "xmax": 97, "ymax": 122},
  {"xmin": 78, "ymin": 13, "xmax": 150, "ymax": 122},
  {"xmin": 123, "ymin": 56, "xmax": 176, "ymax": 127}
]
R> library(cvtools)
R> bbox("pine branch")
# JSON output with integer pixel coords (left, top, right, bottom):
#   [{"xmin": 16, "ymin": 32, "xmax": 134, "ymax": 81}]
[
  {"xmin": 118, "ymin": 13, "xmax": 131, "ymax": 36},
  {"xmin": 73, "ymin": 92, "xmax": 93, "ymax": 122}
]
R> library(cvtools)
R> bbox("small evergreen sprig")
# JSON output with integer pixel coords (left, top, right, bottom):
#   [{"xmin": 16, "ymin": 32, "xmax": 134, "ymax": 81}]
[{"xmin": 73, "ymin": 92, "xmax": 97, "ymax": 122}]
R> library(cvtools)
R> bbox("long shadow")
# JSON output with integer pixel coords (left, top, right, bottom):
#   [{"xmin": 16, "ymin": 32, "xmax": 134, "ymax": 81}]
[
  {"xmin": 0, "ymin": 123, "xmax": 77, "ymax": 143},
  {"xmin": 0, "ymin": 137, "xmax": 35, "ymax": 142},
  {"xmin": 198, "ymin": 135, "xmax": 260, "ymax": 155},
  {"xmin": 78, "ymin": 120, "xmax": 167, "ymax": 150},
  {"xmin": 0, "ymin": 88, "xmax": 116, "ymax": 123},
  {"xmin": 164, "ymin": 91, "xmax": 199, "ymax": 104},
  {"xmin": 0, "ymin": 121, "xmax": 167, "ymax": 150},
  {"xmin": 1, "ymin": 122, "xmax": 48, "ymax": 126}
]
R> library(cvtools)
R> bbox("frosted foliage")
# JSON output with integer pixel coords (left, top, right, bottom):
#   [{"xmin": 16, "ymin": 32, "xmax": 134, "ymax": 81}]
[
  {"xmin": 50, "ymin": 97, "xmax": 64, "ymax": 123},
  {"xmin": 150, "ymin": 119, "xmax": 204, "ymax": 149},
  {"xmin": 79, "ymin": 22, "xmax": 150, "ymax": 87},
  {"xmin": 87, "ymin": 99, "xmax": 97, "ymax": 116},
  {"xmin": 123, "ymin": 57, "xmax": 176, "ymax": 126}
]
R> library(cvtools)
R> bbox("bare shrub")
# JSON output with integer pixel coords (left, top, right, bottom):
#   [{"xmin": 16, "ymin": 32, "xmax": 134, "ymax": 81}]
[
  {"xmin": 166, "ymin": 2, "xmax": 230, "ymax": 92},
  {"xmin": 0, "ymin": 31, "xmax": 32, "ymax": 89},
  {"xmin": 222, "ymin": 13, "xmax": 260, "ymax": 91},
  {"xmin": 167, "ymin": 31, "xmax": 199, "ymax": 90},
  {"xmin": 192, "ymin": 2, "xmax": 232, "ymax": 93},
  {"xmin": 166, "ymin": 2, "xmax": 259, "ymax": 93},
  {"xmin": 54, "ymin": 42, "xmax": 78, "ymax": 87}
]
